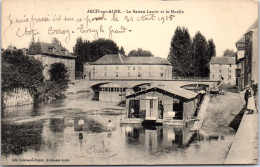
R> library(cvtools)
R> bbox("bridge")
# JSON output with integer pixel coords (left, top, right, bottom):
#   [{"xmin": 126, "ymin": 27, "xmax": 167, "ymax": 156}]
[{"xmin": 67, "ymin": 77, "xmax": 219, "ymax": 94}]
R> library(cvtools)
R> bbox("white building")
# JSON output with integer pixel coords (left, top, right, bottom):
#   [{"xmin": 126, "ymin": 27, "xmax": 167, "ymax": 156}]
[
  {"xmin": 210, "ymin": 57, "xmax": 236, "ymax": 85},
  {"xmin": 84, "ymin": 54, "xmax": 172, "ymax": 80}
]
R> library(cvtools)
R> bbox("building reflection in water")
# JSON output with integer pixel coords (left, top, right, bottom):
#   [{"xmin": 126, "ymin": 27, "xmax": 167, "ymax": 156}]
[
  {"xmin": 145, "ymin": 128, "xmax": 157, "ymax": 151},
  {"xmin": 122, "ymin": 124, "xmax": 193, "ymax": 153},
  {"xmin": 122, "ymin": 123, "xmax": 226, "ymax": 154}
]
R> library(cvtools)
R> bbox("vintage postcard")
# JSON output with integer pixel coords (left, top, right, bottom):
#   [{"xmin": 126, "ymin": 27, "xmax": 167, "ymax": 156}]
[{"xmin": 1, "ymin": 0, "xmax": 258, "ymax": 165}]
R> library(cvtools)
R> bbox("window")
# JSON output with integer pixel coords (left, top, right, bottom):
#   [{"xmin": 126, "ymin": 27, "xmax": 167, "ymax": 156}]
[
  {"xmin": 173, "ymin": 102, "xmax": 183, "ymax": 112},
  {"xmin": 158, "ymin": 100, "xmax": 163, "ymax": 119},
  {"xmin": 229, "ymin": 64, "xmax": 232, "ymax": 67},
  {"xmin": 133, "ymin": 66, "xmax": 135, "ymax": 70},
  {"xmin": 228, "ymin": 75, "xmax": 231, "ymax": 80},
  {"xmin": 116, "ymin": 66, "xmax": 119, "ymax": 70},
  {"xmin": 128, "ymin": 72, "xmax": 130, "ymax": 77},
  {"xmin": 160, "ymin": 73, "xmax": 164, "ymax": 77},
  {"xmin": 150, "ymin": 100, "xmax": 153, "ymax": 109},
  {"xmin": 116, "ymin": 72, "xmax": 119, "ymax": 77},
  {"xmin": 93, "ymin": 66, "xmax": 95, "ymax": 70},
  {"xmin": 138, "ymin": 72, "xmax": 141, "ymax": 77}
]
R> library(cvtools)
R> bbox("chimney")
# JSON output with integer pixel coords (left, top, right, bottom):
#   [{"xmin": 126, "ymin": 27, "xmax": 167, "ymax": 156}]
[{"xmin": 51, "ymin": 38, "xmax": 59, "ymax": 45}]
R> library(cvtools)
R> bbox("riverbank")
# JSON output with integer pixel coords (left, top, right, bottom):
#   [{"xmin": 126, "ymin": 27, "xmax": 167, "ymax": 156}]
[
  {"xmin": 224, "ymin": 111, "xmax": 258, "ymax": 164},
  {"xmin": 201, "ymin": 92, "xmax": 244, "ymax": 134}
]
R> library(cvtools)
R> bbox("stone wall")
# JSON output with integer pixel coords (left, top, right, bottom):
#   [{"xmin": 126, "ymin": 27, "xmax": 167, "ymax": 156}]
[{"xmin": 3, "ymin": 88, "xmax": 33, "ymax": 107}]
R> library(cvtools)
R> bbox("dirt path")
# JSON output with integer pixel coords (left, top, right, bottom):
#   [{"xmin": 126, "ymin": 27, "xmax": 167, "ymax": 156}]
[{"xmin": 201, "ymin": 92, "xmax": 244, "ymax": 134}]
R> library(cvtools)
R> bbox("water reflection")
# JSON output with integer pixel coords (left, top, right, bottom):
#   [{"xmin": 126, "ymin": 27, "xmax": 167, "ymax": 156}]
[
  {"xmin": 122, "ymin": 124, "xmax": 193, "ymax": 153},
  {"xmin": 2, "ymin": 120, "xmax": 44, "ymax": 156},
  {"xmin": 1, "ymin": 94, "xmax": 233, "ymax": 165},
  {"xmin": 122, "ymin": 124, "xmax": 228, "ymax": 155},
  {"xmin": 50, "ymin": 117, "xmax": 65, "ymax": 133}
]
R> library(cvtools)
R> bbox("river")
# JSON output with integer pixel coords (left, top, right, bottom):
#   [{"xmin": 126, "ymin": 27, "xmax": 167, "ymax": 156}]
[{"xmin": 1, "ymin": 93, "xmax": 234, "ymax": 165}]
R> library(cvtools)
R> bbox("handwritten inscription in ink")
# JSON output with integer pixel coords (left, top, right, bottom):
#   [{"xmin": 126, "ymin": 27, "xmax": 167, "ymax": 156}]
[{"xmin": 4, "ymin": 9, "xmax": 184, "ymax": 43}]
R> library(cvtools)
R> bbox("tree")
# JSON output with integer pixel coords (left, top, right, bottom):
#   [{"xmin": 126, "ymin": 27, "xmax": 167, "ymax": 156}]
[
  {"xmin": 192, "ymin": 31, "xmax": 211, "ymax": 77},
  {"xmin": 73, "ymin": 38, "xmax": 119, "ymax": 78},
  {"xmin": 1, "ymin": 49, "xmax": 45, "ymax": 98},
  {"xmin": 48, "ymin": 62, "xmax": 70, "ymax": 98},
  {"xmin": 223, "ymin": 49, "xmax": 236, "ymax": 57},
  {"xmin": 89, "ymin": 38, "xmax": 119, "ymax": 62},
  {"xmin": 74, "ymin": 37, "xmax": 90, "ymax": 78},
  {"xmin": 128, "ymin": 48, "xmax": 154, "ymax": 57},
  {"xmin": 49, "ymin": 63, "xmax": 69, "ymax": 82},
  {"xmin": 207, "ymin": 39, "xmax": 216, "ymax": 60},
  {"xmin": 119, "ymin": 46, "xmax": 125, "ymax": 55},
  {"xmin": 167, "ymin": 26, "xmax": 193, "ymax": 76}
]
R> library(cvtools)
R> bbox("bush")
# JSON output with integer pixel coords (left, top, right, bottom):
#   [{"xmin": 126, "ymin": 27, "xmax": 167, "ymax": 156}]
[
  {"xmin": 47, "ymin": 62, "xmax": 70, "ymax": 98},
  {"xmin": 2, "ymin": 49, "xmax": 71, "ymax": 106}
]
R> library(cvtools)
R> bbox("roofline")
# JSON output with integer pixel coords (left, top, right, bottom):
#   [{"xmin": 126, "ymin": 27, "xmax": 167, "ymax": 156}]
[
  {"xmin": 91, "ymin": 54, "xmax": 171, "ymax": 65},
  {"xmin": 90, "ymin": 63, "xmax": 172, "ymax": 65},
  {"xmin": 210, "ymin": 63, "xmax": 236, "ymax": 65},
  {"xmin": 28, "ymin": 53, "xmax": 76, "ymax": 59},
  {"xmin": 236, "ymin": 57, "xmax": 245, "ymax": 64},
  {"xmin": 236, "ymin": 47, "xmax": 245, "ymax": 50},
  {"xmin": 126, "ymin": 87, "xmax": 199, "ymax": 101}
]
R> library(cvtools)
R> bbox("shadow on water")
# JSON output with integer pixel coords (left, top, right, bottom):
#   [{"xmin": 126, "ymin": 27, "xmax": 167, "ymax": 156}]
[
  {"xmin": 1, "ymin": 120, "xmax": 44, "ymax": 156},
  {"xmin": 50, "ymin": 117, "xmax": 66, "ymax": 133},
  {"xmin": 228, "ymin": 107, "xmax": 246, "ymax": 131},
  {"xmin": 30, "ymin": 103, "xmax": 44, "ymax": 117}
]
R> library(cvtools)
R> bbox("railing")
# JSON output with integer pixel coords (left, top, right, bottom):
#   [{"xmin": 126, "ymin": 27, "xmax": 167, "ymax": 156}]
[{"xmin": 86, "ymin": 76, "xmax": 218, "ymax": 81}]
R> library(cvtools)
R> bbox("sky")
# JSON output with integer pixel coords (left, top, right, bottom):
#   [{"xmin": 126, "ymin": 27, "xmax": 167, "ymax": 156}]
[{"xmin": 1, "ymin": 0, "xmax": 258, "ymax": 59}]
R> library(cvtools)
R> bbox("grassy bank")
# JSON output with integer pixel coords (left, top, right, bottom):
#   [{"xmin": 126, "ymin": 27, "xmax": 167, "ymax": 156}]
[{"xmin": 202, "ymin": 92, "xmax": 244, "ymax": 134}]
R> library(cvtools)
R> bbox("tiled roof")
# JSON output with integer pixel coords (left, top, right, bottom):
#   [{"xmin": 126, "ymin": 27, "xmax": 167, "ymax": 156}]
[
  {"xmin": 210, "ymin": 57, "xmax": 236, "ymax": 65},
  {"xmin": 236, "ymin": 36, "xmax": 245, "ymax": 44},
  {"xmin": 100, "ymin": 83, "xmax": 123, "ymax": 87},
  {"xmin": 91, "ymin": 54, "xmax": 171, "ymax": 65},
  {"xmin": 126, "ymin": 86, "xmax": 198, "ymax": 100},
  {"xmin": 28, "ymin": 42, "xmax": 75, "ymax": 58},
  {"xmin": 246, "ymin": 19, "xmax": 258, "ymax": 32},
  {"xmin": 236, "ymin": 19, "xmax": 258, "ymax": 46}
]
